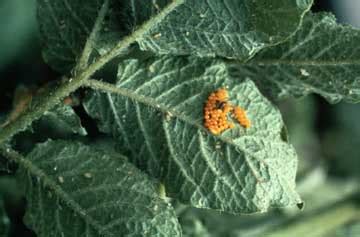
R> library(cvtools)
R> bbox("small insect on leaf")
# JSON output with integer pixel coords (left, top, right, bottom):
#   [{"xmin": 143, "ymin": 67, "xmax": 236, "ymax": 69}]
[
  {"xmin": 204, "ymin": 88, "xmax": 251, "ymax": 135},
  {"xmin": 203, "ymin": 88, "xmax": 234, "ymax": 135},
  {"xmin": 233, "ymin": 106, "xmax": 251, "ymax": 128}
]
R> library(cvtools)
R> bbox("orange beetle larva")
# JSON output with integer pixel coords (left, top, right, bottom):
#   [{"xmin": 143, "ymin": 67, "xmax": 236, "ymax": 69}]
[
  {"xmin": 233, "ymin": 106, "xmax": 251, "ymax": 128},
  {"xmin": 203, "ymin": 88, "xmax": 251, "ymax": 135}
]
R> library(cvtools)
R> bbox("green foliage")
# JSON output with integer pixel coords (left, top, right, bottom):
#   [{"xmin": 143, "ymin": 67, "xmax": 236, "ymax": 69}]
[
  {"xmin": 18, "ymin": 140, "xmax": 181, "ymax": 237},
  {"xmin": 83, "ymin": 57, "xmax": 301, "ymax": 213},
  {"xmin": 137, "ymin": 0, "xmax": 313, "ymax": 59},
  {"xmin": 237, "ymin": 13, "xmax": 360, "ymax": 103},
  {"xmin": 35, "ymin": 104, "xmax": 87, "ymax": 137},
  {"xmin": 37, "ymin": 0, "xmax": 107, "ymax": 72},
  {"xmin": 0, "ymin": 0, "xmax": 360, "ymax": 236},
  {"xmin": 37, "ymin": 0, "xmax": 313, "ymax": 72}
]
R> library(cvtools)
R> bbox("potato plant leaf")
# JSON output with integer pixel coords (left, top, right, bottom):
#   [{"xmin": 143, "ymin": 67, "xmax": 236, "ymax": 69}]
[
  {"xmin": 37, "ymin": 0, "xmax": 130, "ymax": 73},
  {"xmin": 233, "ymin": 12, "xmax": 360, "ymax": 103},
  {"xmin": 37, "ymin": 0, "xmax": 312, "ymax": 72},
  {"xmin": 137, "ymin": 0, "xmax": 312, "ymax": 60},
  {"xmin": 83, "ymin": 56, "xmax": 301, "ymax": 214},
  {"xmin": 38, "ymin": 0, "xmax": 99, "ymax": 72},
  {"xmin": 17, "ymin": 140, "xmax": 181, "ymax": 237},
  {"xmin": 35, "ymin": 104, "xmax": 87, "ymax": 137}
]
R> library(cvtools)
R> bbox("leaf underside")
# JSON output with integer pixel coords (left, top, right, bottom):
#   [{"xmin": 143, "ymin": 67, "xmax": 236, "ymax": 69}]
[
  {"xmin": 84, "ymin": 56, "xmax": 301, "ymax": 214},
  {"xmin": 19, "ymin": 140, "xmax": 181, "ymax": 237}
]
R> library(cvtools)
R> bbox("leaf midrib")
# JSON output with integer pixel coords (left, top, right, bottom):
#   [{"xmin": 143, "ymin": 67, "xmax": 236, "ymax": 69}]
[
  {"xmin": 84, "ymin": 79, "xmax": 288, "ymax": 159},
  {"xmin": 0, "ymin": 146, "xmax": 107, "ymax": 235}
]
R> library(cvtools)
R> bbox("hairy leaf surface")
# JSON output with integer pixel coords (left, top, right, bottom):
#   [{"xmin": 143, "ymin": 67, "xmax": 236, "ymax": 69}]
[
  {"xmin": 233, "ymin": 13, "xmax": 360, "ymax": 103},
  {"xmin": 37, "ymin": 0, "xmax": 129, "ymax": 72},
  {"xmin": 37, "ymin": 0, "xmax": 312, "ymax": 72},
  {"xmin": 38, "ymin": 0, "xmax": 100, "ymax": 72},
  {"xmin": 19, "ymin": 140, "xmax": 181, "ymax": 237},
  {"xmin": 137, "ymin": 0, "xmax": 312, "ymax": 60},
  {"xmin": 84, "ymin": 56, "xmax": 301, "ymax": 214},
  {"xmin": 36, "ymin": 104, "xmax": 87, "ymax": 137}
]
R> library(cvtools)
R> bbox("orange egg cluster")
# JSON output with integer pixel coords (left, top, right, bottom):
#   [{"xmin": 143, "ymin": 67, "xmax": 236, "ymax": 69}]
[
  {"xmin": 233, "ymin": 106, "xmax": 251, "ymax": 128},
  {"xmin": 204, "ymin": 88, "xmax": 251, "ymax": 135},
  {"xmin": 204, "ymin": 89, "xmax": 234, "ymax": 135}
]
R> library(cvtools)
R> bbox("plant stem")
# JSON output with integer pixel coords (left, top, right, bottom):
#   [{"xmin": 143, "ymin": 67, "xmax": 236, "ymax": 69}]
[{"xmin": 0, "ymin": 0, "xmax": 184, "ymax": 145}]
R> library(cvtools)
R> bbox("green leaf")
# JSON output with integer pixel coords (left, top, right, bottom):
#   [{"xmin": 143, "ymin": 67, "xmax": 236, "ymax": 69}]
[
  {"xmin": 37, "ymin": 0, "xmax": 124, "ymax": 72},
  {"xmin": 233, "ymin": 12, "xmax": 360, "ymax": 103},
  {"xmin": 83, "ymin": 56, "xmax": 301, "ymax": 214},
  {"xmin": 18, "ymin": 140, "xmax": 181, "ymax": 237},
  {"xmin": 137, "ymin": 0, "xmax": 312, "ymax": 60},
  {"xmin": 37, "ymin": 0, "xmax": 312, "ymax": 72},
  {"xmin": 7, "ymin": 104, "xmax": 86, "ymax": 154},
  {"xmin": 35, "ymin": 104, "xmax": 87, "ymax": 137},
  {"xmin": 38, "ymin": 0, "xmax": 95, "ymax": 72},
  {"xmin": 36, "ymin": 0, "xmax": 185, "ymax": 73}
]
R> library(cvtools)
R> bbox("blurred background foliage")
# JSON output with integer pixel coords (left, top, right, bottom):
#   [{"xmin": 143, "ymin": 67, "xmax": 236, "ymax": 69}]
[{"xmin": 0, "ymin": 0, "xmax": 359, "ymax": 236}]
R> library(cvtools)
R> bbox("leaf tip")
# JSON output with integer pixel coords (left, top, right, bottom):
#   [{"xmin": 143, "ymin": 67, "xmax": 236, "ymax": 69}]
[{"xmin": 296, "ymin": 201, "xmax": 305, "ymax": 210}]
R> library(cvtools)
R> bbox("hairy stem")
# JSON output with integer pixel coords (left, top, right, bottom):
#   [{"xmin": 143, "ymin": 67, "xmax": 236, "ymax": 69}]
[{"xmin": 0, "ymin": 0, "xmax": 184, "ymax": 145}]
